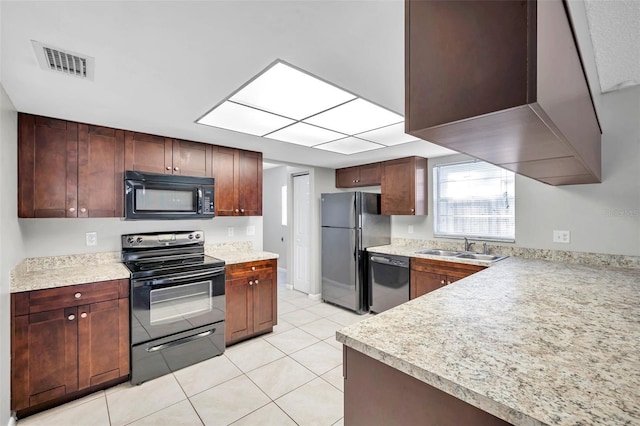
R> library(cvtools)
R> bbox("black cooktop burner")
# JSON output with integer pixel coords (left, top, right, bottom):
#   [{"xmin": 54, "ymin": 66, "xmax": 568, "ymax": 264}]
[{"xmin": 124, "ymin": 254, "xmax": 225, "ymax": 279}]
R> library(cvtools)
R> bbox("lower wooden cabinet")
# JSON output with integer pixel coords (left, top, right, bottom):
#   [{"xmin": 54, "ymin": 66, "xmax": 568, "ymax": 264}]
[
  {"xmin": 11, "ymin": 280, "xmax": 129, "ymax": 417},
  {"xmin": 225, "ymin": 259, "xmax": 277, "ymax": 345},
  {"xmin": 410, "ymin": 258, "xmax": 485, "ymax": 299}
]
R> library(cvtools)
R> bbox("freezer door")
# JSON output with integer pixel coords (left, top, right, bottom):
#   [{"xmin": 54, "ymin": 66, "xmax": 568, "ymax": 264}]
[
  {"xmin": 321, "ymin": 192, "xmax": 358, "ymax": 228},
  {"xmin": 321, "ymin": 227, "xmax": 365, "ymax": 313}
]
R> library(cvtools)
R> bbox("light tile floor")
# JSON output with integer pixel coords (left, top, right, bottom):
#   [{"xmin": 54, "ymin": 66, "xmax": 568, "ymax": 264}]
[{"xmin": 18, "ymin": 271, "xmax": 372, "ymax": 426}]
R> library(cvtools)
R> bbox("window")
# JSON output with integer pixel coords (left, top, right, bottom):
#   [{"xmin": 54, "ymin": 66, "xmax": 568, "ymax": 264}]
[{"xmin": 434, "ymin": 161, "xmax": 515, "ymax": 241}]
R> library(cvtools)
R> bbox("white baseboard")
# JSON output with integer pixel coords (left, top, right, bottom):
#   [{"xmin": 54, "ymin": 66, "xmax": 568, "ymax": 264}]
[
  {"xmin": 285, "ymin": 284, "xmax": 293, "ymax": 290},
  {"xmin": 8, "ymin": 412, "xmax": 17, "ymax": 426},
  {"xmin": 277, "ymin": 267, "xmax": 287, "ymax": 273},
  {"xmin": 308, "ymin": 293, "xmax": 322, "ymax": 301}
]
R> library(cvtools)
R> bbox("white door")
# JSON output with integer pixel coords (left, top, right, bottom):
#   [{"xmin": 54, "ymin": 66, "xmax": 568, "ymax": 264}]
[{"xmin": 292, "ymin": 173, "xmax": 311, "ymax": 294}]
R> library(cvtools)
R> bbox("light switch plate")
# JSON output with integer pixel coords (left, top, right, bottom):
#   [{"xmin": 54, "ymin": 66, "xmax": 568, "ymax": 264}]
[
  {"xmin": 85, "ymin": 232, "xmax": 98, "ymax": 246},
  {"xmin": 553, "ymin": 230, "xmax": 570, "ymax": 243},
  {"xmin": 246, "ymin": 225, "xmax": 255, "ymax": 236}
]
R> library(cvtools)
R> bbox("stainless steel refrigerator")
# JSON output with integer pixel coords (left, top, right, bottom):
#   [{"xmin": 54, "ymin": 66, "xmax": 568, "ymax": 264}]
[{"xmin": 321, "ymin": 192, "xmax": 390, "ymax": 314}]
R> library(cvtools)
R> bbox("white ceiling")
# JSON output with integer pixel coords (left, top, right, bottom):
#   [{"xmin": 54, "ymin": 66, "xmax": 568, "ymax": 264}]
[{"xmin": 0, "ymin": 1, "xmax": 635, "ymax": 169}]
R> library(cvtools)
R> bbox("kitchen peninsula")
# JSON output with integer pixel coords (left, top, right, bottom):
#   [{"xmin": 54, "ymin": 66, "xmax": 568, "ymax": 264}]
[{"xmin": 337, "ymin": 257, "xmax": 640, "ymax": 425}]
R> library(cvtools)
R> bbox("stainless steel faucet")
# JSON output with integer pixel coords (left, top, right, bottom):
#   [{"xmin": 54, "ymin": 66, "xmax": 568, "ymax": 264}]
[
  {"xmin": 483, "ymin": 242, "xmax": 489, "ymax": 255},
  {"xmin": 463, "ymin": 237, "xmax": 475, "ymax": 252}
]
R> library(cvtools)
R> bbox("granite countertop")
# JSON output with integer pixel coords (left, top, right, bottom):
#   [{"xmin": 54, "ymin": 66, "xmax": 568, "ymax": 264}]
[
  {"xmin": 337, "ymin": 256, "xmax": 640, "ymax": 425},
  {"xmin": 367, "ymin": 244, "xmax": 498, "ymax": 267},
  {"xmin": 11, "ymin": 243, "xmax": 278, "ymax": 293}
]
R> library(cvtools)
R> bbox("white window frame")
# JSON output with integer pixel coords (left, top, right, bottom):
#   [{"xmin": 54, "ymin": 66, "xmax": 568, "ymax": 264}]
[{"xmin": 433, "ymin": 160, "xmax": 515, "ymax": 242}]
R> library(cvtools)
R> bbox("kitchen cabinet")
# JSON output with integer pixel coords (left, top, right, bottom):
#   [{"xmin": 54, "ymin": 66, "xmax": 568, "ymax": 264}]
[
  {"xmin": 225, "ymin": 259, "xmax": 277, "ymax": 345},
  {"xmin": 11, "ymin": 279, "xmax": 129, "ymax": 417},
  {"xmin": 336, "ymin": 162, "xmax": 381, "ymax": 188},
  {"xmin": 405, "ymin": 0, "xmax": 601, "ymax": 185},
  {"xmin": 18, "ymin": 114, "xmax": 125, "ymax": 218},
  {"xmin": 213, "ymin": 147, "xmax": 263, "ymax": 216},
  {"xmin": 410, "ymin": 258, "xmax": 484, "ymax": 299},
  {"xmin": 124, "ymin": 131, "xmax": 213, "ymax": 177},
  {"xmin": 381, "ymin": 156, "xmax": 427, "ymax": 215}
]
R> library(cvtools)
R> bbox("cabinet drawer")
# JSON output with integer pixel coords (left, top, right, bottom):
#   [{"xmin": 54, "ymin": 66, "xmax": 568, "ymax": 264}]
[
  {"xmin": 410, "ymin": 258, "xmax": 485, "ymax": 277},
  {"xmin": 26, "ymin": 281, "xmax": 121, "ymax": 314},
  {"xmin": 226, "ymin": 259, "xmax": 276, "ymax": 279}
]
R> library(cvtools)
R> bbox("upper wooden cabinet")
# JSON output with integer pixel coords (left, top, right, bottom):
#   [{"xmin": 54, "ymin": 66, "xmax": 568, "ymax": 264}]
[
  {"xmin": 213, "ymin": 147, "xmax": 262, "ymax": 216},
  {"xmin": 381, "ymin": 156, "xmax": 427, "ymax": 215},
  {"xmin": 124, "ymin": 132, "xmax": 213, "ymax": 177},
  {"xmin": 18, "ymin": 114, "xmax": 124, "ymax": 218},
  {"xmin": 405, "ymin": 0, "xmax": 601, "ymax": 185},
  {"xmin": 336, "ymin": 163, "xmax": 382, "ymax": 188}
]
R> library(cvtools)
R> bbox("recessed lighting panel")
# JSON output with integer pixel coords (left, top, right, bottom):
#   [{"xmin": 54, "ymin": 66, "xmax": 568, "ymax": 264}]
[
  {"xmin": 304, "ymin": 98, "xmax": 403, "ymax": 135},
  {"xmin": 230, "ymin": 62, "xmax": 356, "ymax": 120},
  {"xmin": 266, "ymin": 122, "xmax": 346, "ymax": 147},
  {"xmin": 197, "ymin": 101, "xmax": 294, "ymax": 136},
  {"xmin": 314, "ymin": 137, "xmax": 384, "ymax": 155},
  {"xmin": 356, "ymin": 122, "xmax": 419, "ymax": 146}
]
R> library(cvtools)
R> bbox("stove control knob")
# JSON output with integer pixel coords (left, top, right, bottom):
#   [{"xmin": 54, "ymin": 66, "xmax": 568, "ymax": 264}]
[
  {"xmin": 127, "ymin": 237, "xmax": 135, "ymax": 244},
  {"xmin": 136, "ymin": 237, "xmax": 143, "ymax": 244},
  {"xmin": 188, "ymin": 234, "xmax": 194, "ymax": 239},
  {"xmin": 195, "ymin": 233, "xmax": 201, "ymax": 239}
]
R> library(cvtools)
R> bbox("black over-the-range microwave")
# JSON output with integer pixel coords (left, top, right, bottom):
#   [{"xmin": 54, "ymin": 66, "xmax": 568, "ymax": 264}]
[{"xmin": 124, "ymin": 171, "xmax": 215, "ymax": 220}]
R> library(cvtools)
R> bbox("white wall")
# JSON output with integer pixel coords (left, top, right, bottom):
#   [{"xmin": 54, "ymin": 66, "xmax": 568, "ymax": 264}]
[
  {"xmin": 263, "ymin": 166, "xmax": 288, "ymax": 268},
  {"xmin": 392, "ymin": 86, "xmax": 640, "ymax": 256},
  {"xmin": 1, "ymin": 83, "xmax": 23, "ymax": 426}
]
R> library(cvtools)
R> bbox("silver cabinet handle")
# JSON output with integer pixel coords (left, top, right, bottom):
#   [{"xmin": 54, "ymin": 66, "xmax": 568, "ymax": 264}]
[
  {"xmin": 80, "ymin": 207, "xmax": 87, "ymax": 213},
  {"xmin": 166, "ymin": 166, "xmax": 171, "ymax": 170},
  {"xmin": 249, "ymin": 280, "xmax": 254, "ymax": 286},
  {"xmin": 174, "ymin": 167, "xmax": 179, "ymax": 171},
  {"xmin": 69, "ymin": 207, "xmax": 76, "ymax": 213},
  {"xmin": 68, "ymin": 314, "xmax": 75, "ymax": 321},
  {"xmin": 80, "ymin": 312, "xmax": 87, "ymax": 319},
  {"xmin": 251, "ymin": 266, "xmax": 256, "ymax": 271},
  {"xmin": 234, "ymin": 209, "xmax": 239, "ymax": 213},
  {"xmin": 240, "ymin": 208, "xmax": 245, "ymax": 213},
  {"xmin": 255, "ymin": 280, "xmax": 259, "ymax": 285},
  {"xmin": 74, "ymin": 292, "xmax": 82, "ymax": 299},
  {"xmin": 440, "ymin": 280, "xmax": 445, "ymax": 285}
]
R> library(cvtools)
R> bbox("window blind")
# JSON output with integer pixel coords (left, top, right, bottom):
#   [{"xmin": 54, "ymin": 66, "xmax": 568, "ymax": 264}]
[{"xmin": 434, "ymin": 161, "xmax": 515, "ymax": 241}]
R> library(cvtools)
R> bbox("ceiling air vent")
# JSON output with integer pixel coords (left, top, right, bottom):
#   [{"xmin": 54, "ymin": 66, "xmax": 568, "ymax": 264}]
[{"xmin": 32, "ymin": 40, "xmax": 95, "ymax": 81}]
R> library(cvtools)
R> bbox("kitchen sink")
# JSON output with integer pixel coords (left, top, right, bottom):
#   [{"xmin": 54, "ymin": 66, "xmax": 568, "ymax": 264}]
[
  {"xmin": 455, "ymin": 253, "xmax": 508, "ymax": 262},
  {"xmin": 414, "ymin": 249, "xmax": 462, "ymax": 257}
]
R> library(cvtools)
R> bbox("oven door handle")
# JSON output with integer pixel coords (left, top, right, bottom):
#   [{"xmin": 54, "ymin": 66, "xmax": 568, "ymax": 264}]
[
  {"xmin": 133, "ymin": 268, "xmax": 225, "ymax": 287},
  {"xmin": 146, "ymin": 328, "xmax": 216, "ymax": 352}
]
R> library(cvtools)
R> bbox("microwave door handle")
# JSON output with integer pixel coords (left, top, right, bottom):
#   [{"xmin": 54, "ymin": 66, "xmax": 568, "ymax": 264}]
[{"xmin": 197, "ymin": 189, "xmax": 203, "ymax": 214}]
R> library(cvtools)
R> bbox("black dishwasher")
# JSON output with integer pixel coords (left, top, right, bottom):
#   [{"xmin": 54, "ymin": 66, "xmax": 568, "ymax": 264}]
[{"xmin": 368, "ymin": 254, "xmax": 410, "ymax": 313}]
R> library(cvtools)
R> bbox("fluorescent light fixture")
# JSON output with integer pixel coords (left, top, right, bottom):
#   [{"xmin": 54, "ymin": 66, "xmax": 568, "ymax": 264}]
[
  {"xmin": 197, "ymin": 60, "xmax": 406, "ymax": 155},
  {"xmin": 356, "ymin": 122, "xmax": 419, "ymax": 146},
  {"xmin": 265, "ymin": 122, "xmax": 346, "ymax": 147},
  {"xmin": 315, "ymin": 137, "xmax": 384, "ymax": 155},
  {"xmin": 304, "ymin": 98, "xmax": 403, "ymax": 135},
  {"xmin": 197, "ymin": 101, "xmax": 294, "ymax": 136},
  {"xmin": 230, "ymin": 62, "xmax": 356, "ymax": 120}
]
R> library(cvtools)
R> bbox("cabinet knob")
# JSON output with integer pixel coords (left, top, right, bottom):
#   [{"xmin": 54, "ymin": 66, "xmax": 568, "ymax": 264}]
[
  {"xmin": 235, "ymin": 209, "xmax": 239, "ymax": 213},
  {"xmin": 251, "ymin": 266, "xmax": 256, "ymax": 271},
  {"xmin": 68, "ymin": 314, "xmax": 76, "ymax": 321},
  {"xmin": 411, "ymin": 208, "xmax": 415, "ymax": 213},
  {"xmin": 255, "ymin": 279, "xmax": 259, "ymax": 285},
  {"xmin": 249, "ymin": 280, "xmax": 254, "ymax": 286},
  {"xmin": 440, "ymin": 280, "xmax": 445, "ymax": 285},
  {"xmin": 447, "ymin": 281, "xmax": 452, "ymax": 286},
  {"xmin": 240, "ymin": 208, "xmax": 245, "ymax": 213},
  {"xmin": 80, "ymin": 207, "xmax": 87, "ymax": 213},
  {"xmin": 166, "ymin": 166, "xmax": 171, "ymax": 171},
  {"xmin": 69, "ymin": 207, "xmax": 76, "ymax": 213},
  {"xmin": 74, "ymin": 292, "xmax": 82, "ymax": 299},
  {"xmin": 80, "ymin": 312, "xmax": 88, "ymax": 319},
  {"xmin": 174, "ymin": 167, "xmax": 180, "ymax": 171}
]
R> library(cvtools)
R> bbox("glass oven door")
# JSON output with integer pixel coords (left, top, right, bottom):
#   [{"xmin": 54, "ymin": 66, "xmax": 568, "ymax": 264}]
[{"xmin": 131, "ymin": 267, "xmax": 225, "ymax": 345}]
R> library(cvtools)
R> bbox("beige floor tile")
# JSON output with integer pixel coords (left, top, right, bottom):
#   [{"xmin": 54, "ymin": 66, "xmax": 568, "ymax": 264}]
[
  {"xmin": 333, "ymin": 418, "xmax": 345, "ymax": 426},
  {"xmin": 299, "ymin": 317, "xmax": 344, "ymax": 340},
  {"xmin": 288, "ymin": 296, "xmax": 322, "ymax": 309},
  {"xmin": 225, "ymin": 338, "xmax": 286, "ymax": 373},
  {"xmin": 276, "ymin": 378, "xmax": 344, "ymax": 426},
  {"xmin": 280, "ymin": 309, "xmax": 322, "ymax": 327},
  {"xmin": 264, "ymin": 328, "xmax": 320, "ymax": 354},
  {"xmin": 327, "ymin": 310, "xmax": 370, "ymax": 326},
  {"xmin": 290, "ymin": 341, "xmax": 343, "ymax": 375},
  {"xmin": 278, "ymin": 300, "xmax": 300, "ymax": 315},
  {"xmin": 231, "ymin": 402, "xmax": 297, "ymax": 426},
  {"xmin": 173, "ymin": 353, "xmax": 243, "ymax": 397},
  {"xmin": 106, "ymin": 373, "xmax": 187, "ymax": 426},
  {"xmin": 246, "ymin": 357, "xmax": 316, "ymax": 399},
  {"xmin": 321, "ymin": 365, "xmax": 344, "ymax": 392},
  {"xmin": 324, "ymin": 336, "xmax": 345, "ymax": 351},
  {"xmin": 270, "ymin": 319, "xmax": 295, "ymax": 335},
  {"xmin": 17, "ymin": 395, "xmax": 109, "ymax": 426},
  {"xmin": 190, "ymin": 375, "xmax": 270, "ymax": 425},
  {"xmin": 127, "ymin": 400, "xmax": 203, "ymax": 426},
  {"xmin": 278, "ymin": 289, "xmax": 307, "ymax": 301},
  {"xmin": 306, "ymin": 302, "xmax": 347, "ymax": 318}
]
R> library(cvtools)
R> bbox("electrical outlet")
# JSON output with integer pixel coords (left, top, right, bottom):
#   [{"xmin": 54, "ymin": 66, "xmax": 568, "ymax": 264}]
[
  {"xmin": 246, "ymin": 225, "xmax": 255, "ymax": 236},
  {"xmin": 553, "ymin": 230, "xmax": 570, "ymax": 243},
  {"xmin": 408, "ymin": 225, "xmax": 414, "ymax": 234},
  {"xmin": 228, "ymin": 227, "xmax": 234, "ymax": 237},
  {"xmin": 85, "ymin": 232, "xmax": 98, "ymax": 246}
]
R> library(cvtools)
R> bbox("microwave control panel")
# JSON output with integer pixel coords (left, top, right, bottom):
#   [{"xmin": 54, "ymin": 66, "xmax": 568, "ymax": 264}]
[{"xmin": 202, "ymin": 189, "xmax": 214, "ymax": 214}]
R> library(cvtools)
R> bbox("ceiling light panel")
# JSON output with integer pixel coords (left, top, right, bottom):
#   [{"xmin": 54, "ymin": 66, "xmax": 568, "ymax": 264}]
[
  {"xmin": 314, "ymin": 137, "xmax": 384, "ymax": 155},
  {"xmin": 356, "ymin": 122, "xmax": 419, "ymax": 146},
  {"xmin": 230, "ymin": 62, "xmax": 356, "ymax": 120},
  {"xmin": 266, "ymin": 122, "xmax": 346, "ymax": 147},
  {"xmin": 197, "ymin": 101, "xmax": 294, "ymax": 136},
  {"xmin": 304, "ymin": 98, "xmax": 403, "ymax": 135}
]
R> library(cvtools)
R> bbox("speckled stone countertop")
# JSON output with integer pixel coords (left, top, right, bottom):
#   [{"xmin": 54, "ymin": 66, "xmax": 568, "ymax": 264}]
[
  {"xmin": 11, "ymin": 242, "xmax": 277, "ymax": 293},
  {"xmin": 367, "ymin": 244, "xmax": 499, "ymax": 267},
  {"xmin": 337, "ymin": 257, "xmax": 640, "ymax": 425}
]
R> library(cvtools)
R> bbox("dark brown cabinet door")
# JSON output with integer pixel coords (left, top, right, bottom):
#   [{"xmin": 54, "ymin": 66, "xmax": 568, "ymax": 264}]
[
  {"xmin": 78, "ymin": 125, "xmax": 125, "ymax": 217},
  {"xmin": 253, "ymin": 269, "xmax": 275, "ymax": 334},
  {"xmin": 18, "ymin": 114, "xmax": 78, "ymax": 218},
  {"xmin": 381, "ymin": 157, "xmax": 427, "ymax": 215},
  {"xmin": 336, "ymin": 163, "xmax": 382, "ymax": 188},
  {"xmin": 410, "ymin": 271, "xmax": 446, "ymax": 299},
  {"xmin": 237, "ymin": 151, "xmax": 263, "ymax": 216},
  {"xmin": 336, "ymin": 167, "xmax": 360, "ymax": 188},
  {"xmin": 124, "ymin": 131, "xmax": 172, "ymax": 174},
  {"xmin": 213, "ymin": 146, "xmax": 237, "ymax": 216},
  {"xmin": 358, "ymin": 163, "xmax": 382, "ymax": 186},
  {"xmin": 172, "ymin": 139, "xmax": 213, "ymax": 177},
  {"xmin": 11, "ymin": 307, "xmax": 78, "ymax": 411},
  {"xmin": 225, "ymin": 276, "xmax": 252, "ymax": 344}
]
